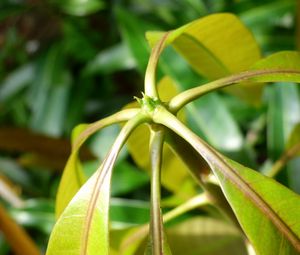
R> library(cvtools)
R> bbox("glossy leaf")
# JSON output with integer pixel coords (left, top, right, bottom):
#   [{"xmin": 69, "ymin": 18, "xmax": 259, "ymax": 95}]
[
  {"xmin": 155, "ymin": 108, "xmax": 300, "ymax": 254},
  {"xmin": 169, "ymin": 51, "xmax": 300, "ymax": 112},
  {"xmin": 147, "ymin": 13, "xmax": 262, "ymax": 103},
  {"xmin": 251, "ymin": 51, "xmax": 300, "ymax": 82},
  {"xmin": 47, "ymin": 114, "xmax": 144, "ymax": 255},
  {"xmin": 160, "ymin": 46, "xmax": 247, "ymax": 159},
  {"xmin": 55, "ymin": 109, "xmax": 139, "ymax": 217},
  {"xmin": 47, "ymin": 168, "xmax": 112, "ymax": 255}
]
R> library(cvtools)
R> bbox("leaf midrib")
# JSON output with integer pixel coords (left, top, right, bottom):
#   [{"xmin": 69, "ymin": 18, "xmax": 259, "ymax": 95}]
[
  {"xmin": 156, "ymin": 109, "xmax": 300, "ymax": 253},
  {"xmin": 198, "ymin": 139, "xmax": 300, "ymax": 252}
]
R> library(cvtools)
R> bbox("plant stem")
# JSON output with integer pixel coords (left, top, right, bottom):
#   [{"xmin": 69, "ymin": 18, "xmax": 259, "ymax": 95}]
[
  {"xmin": 149, "ymin": 126, "xmax": 165, "ymax": 255},
  {"xmin": 165, "ymin": 130, "xmax": 241, "ymax": 228},
  {"xmin": 265, "ymin": 142, "xmax": 300, "ymax": 178},
  {"xmin": 163, "ymin": 193, "xmax": 209, "ymax": 223},
  {"xmin": 168, "ymin": 69, "xmax": 300, "ymax": 113},
  {"xmin": 121, "ymin": 193, "xmax": 210, "ymax": 254},
  {"xmin": 145, "ymin": 33, "xmax": 170, "ymax": 99},
  {"xmin": 73, "ymin": 108, "xmax": 141, "ymax": 150}
]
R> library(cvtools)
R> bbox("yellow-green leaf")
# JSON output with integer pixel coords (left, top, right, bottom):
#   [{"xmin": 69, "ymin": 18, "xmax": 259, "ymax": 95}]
[
  {"xmin": 287, "ymin": 124, "xmax": 300, "ymax": 150},
  {"xmin": 47, "ymin": 169, "xmax": 112, "ymax": 255},
  {"xmin": 166, "ymin": 217, "xmax": 246, "ymax": 255},
  {"xmin": 55, "ymin": 109, "xmax": 139, "ymax": 218},
  {"xmin": 146, "ymin": 13, "xmax": 262, "ymax": 103},
  {"xmin": 169, "ymin": 51, "xmax": 300, "ymax": 113},
  {"xmin": 48, "ymin": 113, "xmax": 144, "ymax": 255},
  {"xmin": 250, "ymin": 51, "xmax": 300, "ymax": 82},
  {"xmin": 156, "ymin": 109, "xmax": 300, "ymax": 254}
]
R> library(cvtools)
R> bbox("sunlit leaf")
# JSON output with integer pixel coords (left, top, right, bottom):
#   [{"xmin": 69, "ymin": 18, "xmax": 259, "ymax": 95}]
[
  {"xmin": 47, "ymin": 113, "xmax": 144, "ymax": 255},
  {"xmin": 147, "ymin": 13, "xmax": 262, "ymax": 103},
  {"xmin": 168, "ymin": 51, "xmax": 300, "ymax": 112},
  {"xmin": 55, "ymin": 109, "xmax": 138, "ymax": 217},
  {"xmin": 215, "ymin": 158, "xmax": 300, "ymax": 254},
  {"xmin": 249, "ymin": 51, "xmax": 300, "ymax": 80},
  {"xmin": 156, "ymin": 107, "xmax": 300, "ymax": 254},
  {"xmin": 47, "ymin": 169, "xmax": 112, "ymax": 255}
]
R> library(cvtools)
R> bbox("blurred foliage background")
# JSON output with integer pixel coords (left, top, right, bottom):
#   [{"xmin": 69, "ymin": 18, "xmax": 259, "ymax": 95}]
[{"xmin": 0, "ymin": 0, "xmax": 300, "ymax": 254}]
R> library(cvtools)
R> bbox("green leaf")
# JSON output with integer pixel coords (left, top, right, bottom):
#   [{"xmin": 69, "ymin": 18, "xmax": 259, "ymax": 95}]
[
  {"xmin": 160, "ymin": 48, "xmax": 248, "ymax": 162},
  {"xmin": 169, "ymin": 51, "xmax": 300, "ymax": 112},
  {"xmin": 84, "ymin": 43, "xmax": 136, "ymax": 76},
  {"xmin": 53, "ymin": 0, "xmax": 105, "ymax": 16},
  {"xmin": 114, "ymin": 6, "xmax": 152, "ymax": 73},
  {"xmin": 216, "ymin": 158, "xmax": 300, "ymax": 254},
  {"xmin": 266, "ymin": 82, "xmax": 300, "ymax": 191},
  {"xmin": 239, "ymin": 1, "xmax": 295, "ymax": 28},
  {"xmin": 147, "ymin": 13, "xmax": 262, "ymax": 103},
  {"xmin": 111, "ymin": 162, "xmax": 149, "ymax": 197},
  {"xmin": 10, "ymin": 199, "xmax": 55, "ymax": 234},
  {"xmin": 250, "ymin": 51, "xmax": 300, "ymax": 82},
  {"xmin": 47, "ymin": 168, "xmax": 112, "ymax": 255},
  {"xmin": 27, "ymin": 45, "xmax": 69, "ymax": 137},
  {"xmin": 55, "ymin": 109, "xmax": 139, "ymax": 218},
  {"xmin": 0, "ymin": 63, "xmax": 34, "ymax": 103},
  {"xmin": 266, "ymin": 83, "xmax": 300, "ymax": 160},
  {"xmin": 48, "ymin": 114, "xmax": 145, "ymax": 255},
  {"xmin": 166, "ymin": 217, "xmax": 246, "ymax": 255},
  {"xmin": 155, "ymin": 108, "xmax": 300, "ymax": 254},
  {"xmin": 110, "ymin": 198, "xmax": 149, "ymax": 228},
  {"xmin": 287, "ymin": 124, "xmax": 300, "ymax": 151}
]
